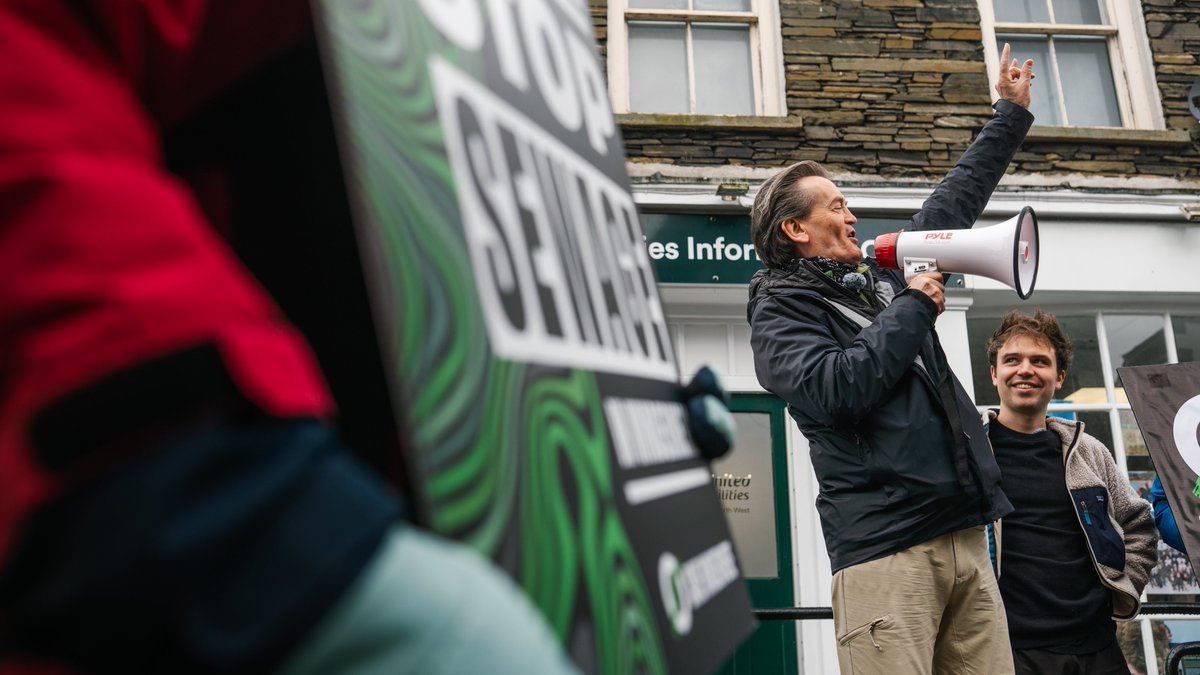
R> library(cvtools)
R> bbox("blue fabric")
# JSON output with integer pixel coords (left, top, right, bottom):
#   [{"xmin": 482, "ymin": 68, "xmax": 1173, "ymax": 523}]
[
  {"xmin": 0, "ymin": 418, "xmax": 399, "ymax": 673},
  {"xmin": 987, "ymin": 522, "xmax": 998, "ymax": 573},
  {"xmin": 1153, "ymin": 476, "xmax": 1185, "ymax": 552}
]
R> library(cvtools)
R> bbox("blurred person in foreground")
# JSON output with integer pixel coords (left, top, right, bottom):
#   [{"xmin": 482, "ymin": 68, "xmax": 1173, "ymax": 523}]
[
  {"xmin": 984, "ymin": 310, "xmax": 1157, "ymax": 674},
  {"xmin": 746, "ymin": 44, "xmax": 1035, "ymax": 675},
  {"xmin": 0, "ymin": 2, "xmax": 580, "ymax": 673}
]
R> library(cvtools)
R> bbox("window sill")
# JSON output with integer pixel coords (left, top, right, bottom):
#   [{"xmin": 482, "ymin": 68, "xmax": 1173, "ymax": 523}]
[
  {"xmin": 1025, "ymin": 125, "xmax": 1193, "ymax": 147},
  {"xmin": 616, "ymin": 113, "xmax": 802, "ymax": 130}
]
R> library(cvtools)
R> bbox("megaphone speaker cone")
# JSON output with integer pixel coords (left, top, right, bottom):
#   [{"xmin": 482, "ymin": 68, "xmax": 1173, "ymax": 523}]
[
  {"xmin": 1012, "ymin": 205, "xmax": 1039, "ymax": 300},
  {"xmin": 871, "ymin": 206, "xmax": 1039, "ymax": 299}
]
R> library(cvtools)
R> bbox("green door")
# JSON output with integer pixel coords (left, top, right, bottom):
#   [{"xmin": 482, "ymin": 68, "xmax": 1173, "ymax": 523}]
[{"xmin": 713, "ymin": 394, "xmax": 798, "ymax": 675}]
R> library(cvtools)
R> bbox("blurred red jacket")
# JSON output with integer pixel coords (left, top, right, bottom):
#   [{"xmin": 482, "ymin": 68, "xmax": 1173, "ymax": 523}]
[{"xmin": 0, "ymin": 0, "xmax": 335, "ymax": 569}]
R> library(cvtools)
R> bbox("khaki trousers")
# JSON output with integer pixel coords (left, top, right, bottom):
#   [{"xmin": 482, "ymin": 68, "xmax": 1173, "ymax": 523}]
[{"xmin": 832, "ymin": 526, "xmax": 1014, "ymax": 675}]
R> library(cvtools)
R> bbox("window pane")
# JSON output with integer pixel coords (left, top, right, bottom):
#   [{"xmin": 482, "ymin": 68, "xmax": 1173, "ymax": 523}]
[
  {"xmin": 1056, "ymin": 315, "xmax": 1105, "ymax": 404},
  {"xmin": 694, "ymin": 24, "xmax": 754, "ymax": 115},
  {"xmin": 1129, "ymin": 469, "xmax": 1156, "ymax": 503},
  {"xmin": 630, "ymin": 0, "xmax": 688, "ymax": 9},
  {"xmin": 1051, "ymin": 0, "xmax": 1104, "ymax": 24},
  {"xmin": 696, "ymin": 0, "xmax": 752, "ymax": 10},
  {"xmin": 1108, "ymin": 314, "xmax": 1167, "ymax": 402},
  {"xmin": 1148, "ymin": 543, "xmax": 1200, "ymax": 594},
  {"xmin": 1076, "ymin": 410, "xmax": 1113, "ymax": 452},
  {"xmin": 1165, "ymin": 620, "xmax": 1200, "ymax": 657},
  {"xmin": 994, "ymin": 0, "xmax": 1050, "ymax": 23},
  {"xmin": 1173, "ymin": 315, "xmax": 1200, "ymax": 363},
  {"xmin": 1118, "ymin": 619, "xmax": 1173, "ymax": 673},
  {"xmin": 999, "ymin": 36, "xmax": 1060, "ymax": 125},
  {"xmin": 1056, "ymin": 37, "xmax": 1122, "ymax": 126},
  {"xmin": 711, "ymin": 412, "xmax": 779, "ymax": 578},
  {"xmin": 1120, "ymin": 408, "xmax": 1153, "ymax": 470},
  {"xmin": 967, "ymin": 317, "xmax": 1001, "ymax": 406},
  {"xmin": 629, "ymin": 22, "xmax": 689, "ymax": 113}
]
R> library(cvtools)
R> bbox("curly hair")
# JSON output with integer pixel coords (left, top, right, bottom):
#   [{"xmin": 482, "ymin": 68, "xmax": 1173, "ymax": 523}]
[
  {"xmin": 985, "ymin": 309, "xmax": 1074, "ymax": 374},
  {"xmin": 750, "ymin": 160, "xmax": 829, "ymax": 269}
]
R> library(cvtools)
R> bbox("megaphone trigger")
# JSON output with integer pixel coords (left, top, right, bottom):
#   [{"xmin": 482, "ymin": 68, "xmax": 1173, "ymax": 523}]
[
  {"xmin": 873, "ymin": 206, "xmax": 1039, "ymax": 299},
  {"xmin": 903, "ymin": 258, "xmax": 938, "ymax": 277}
]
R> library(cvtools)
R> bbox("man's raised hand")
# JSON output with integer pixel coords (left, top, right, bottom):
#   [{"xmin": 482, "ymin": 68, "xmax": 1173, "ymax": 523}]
[{"xmin": 995, "ymin": 42, "xmax": 1035, "ymax": 110}]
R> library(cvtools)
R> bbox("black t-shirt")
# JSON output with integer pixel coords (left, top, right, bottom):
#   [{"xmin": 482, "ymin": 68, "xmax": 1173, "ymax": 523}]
[{"xmin": 990, "ymin": 419, "xmax": 1115, "ymax": 653}]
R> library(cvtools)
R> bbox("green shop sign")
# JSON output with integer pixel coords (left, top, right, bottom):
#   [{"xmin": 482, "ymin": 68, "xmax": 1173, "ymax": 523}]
[{"xmin": 641, "ymin": 213, "xmax": 959, "ymax": 285}]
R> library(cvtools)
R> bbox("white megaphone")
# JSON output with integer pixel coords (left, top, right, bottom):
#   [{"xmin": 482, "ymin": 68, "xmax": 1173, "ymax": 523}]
[{"xmin": 874, "ymin": 206, "xmax": 1039, "ymax": 299}]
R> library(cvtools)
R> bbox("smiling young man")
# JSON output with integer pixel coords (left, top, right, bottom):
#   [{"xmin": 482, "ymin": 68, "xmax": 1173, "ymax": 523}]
[
  {"xmin": 748, "ymin": 45, "xmax": 1036, "ymax": 675},
  {"xmin": 985, "ymin": 310, "xmax": 1157, "ymax": 675}
]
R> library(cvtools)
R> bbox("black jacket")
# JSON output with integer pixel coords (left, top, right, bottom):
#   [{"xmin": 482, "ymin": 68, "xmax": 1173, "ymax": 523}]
[{"xmin": 747, "ymin": 100, "xmax": 1033, "ymax": 572}]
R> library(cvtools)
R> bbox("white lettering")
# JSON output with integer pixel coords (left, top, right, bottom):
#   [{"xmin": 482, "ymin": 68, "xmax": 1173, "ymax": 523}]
[
  {"xmin": 432, "ymin": 58, "xmax": 674, "ymax": 380},
  {"xmin": 567, "ymin": 29, "xmax": 615, "ymax": 155},
  {"xmin": 482, "ymin": 0, "xmax": 614, "ymax": 154},
  {"xmin": 604, "ymin": 398, "xmax": 695, "ymax": 469},
  {"xmin": 419, "ymin": 0, "xmax": 484, "ymax": 50},
  {"xmin": 658, "ymin": 541, "xmax": 740, "ymax": 636},
  {"xmin": 522, "ymin": 0, "xmax": 582, "ymax": 133},
  {"xmin": 647, "ymin": 237, "xmax": 759, "ymax": 262},
  {"xmin": 486, "ymin": 0, "xmax": 529, "ymax": 90}
]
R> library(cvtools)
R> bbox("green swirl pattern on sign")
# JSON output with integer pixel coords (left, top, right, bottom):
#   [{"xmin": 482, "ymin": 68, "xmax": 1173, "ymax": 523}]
[
  {"xmin": 520, "ymin": 370, "xmax": 667, "ymax": 674},
  {"xmin": 318, "ymin": 2, "xmax": 670, "ymax": 672}
]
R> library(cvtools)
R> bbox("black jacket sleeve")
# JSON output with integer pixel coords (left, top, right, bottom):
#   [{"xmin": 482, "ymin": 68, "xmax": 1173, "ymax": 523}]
[
  {"xmin": 910, "ymin": 99, "xmax": 1034, "ymax": 232},
  {"xmin": 751, "ymin": 290, "xmax": 939, "ymax": 426}
]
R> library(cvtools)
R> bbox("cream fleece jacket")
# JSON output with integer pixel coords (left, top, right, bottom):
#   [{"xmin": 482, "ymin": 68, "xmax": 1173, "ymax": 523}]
[{"xmin": 988, "ymin": 412, "xmax": 1158, "ymax": 621}]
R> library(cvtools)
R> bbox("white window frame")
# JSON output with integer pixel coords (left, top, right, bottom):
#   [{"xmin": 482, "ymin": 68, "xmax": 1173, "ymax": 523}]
[
  {"xmin": 606, "ymin": 0, "xmax": 786, "ymax": 116},
  {"xmin": 977, "ymin": 0, "xmax": 1164, "ymax": 129}
]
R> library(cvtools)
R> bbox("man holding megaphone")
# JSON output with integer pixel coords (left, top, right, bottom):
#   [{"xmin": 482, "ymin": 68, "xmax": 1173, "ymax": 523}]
[{"xmin": 747, "ymin": 44, "xmax": 1036, "ymax": 675}]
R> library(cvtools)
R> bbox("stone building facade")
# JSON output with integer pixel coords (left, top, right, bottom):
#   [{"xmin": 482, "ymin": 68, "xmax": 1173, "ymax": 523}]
[
  {"xmin": 593, "ymin": 0, "xmax": 1198, "ymax": 182},
  {"xmin": 590, "ymin": 1, "xmax": 1200, "ymax": 673}
]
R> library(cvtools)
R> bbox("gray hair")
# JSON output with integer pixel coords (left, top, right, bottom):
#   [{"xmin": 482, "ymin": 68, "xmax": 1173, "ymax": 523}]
[{"xmin": 750, "ymin": 160, "xmax": 830, "ymax": 269}]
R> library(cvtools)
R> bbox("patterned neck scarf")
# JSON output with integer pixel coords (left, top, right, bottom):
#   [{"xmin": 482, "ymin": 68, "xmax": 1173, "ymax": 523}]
[{"xmin": 805, "ymin": 256, "xmax": 876, "ymax": 306}]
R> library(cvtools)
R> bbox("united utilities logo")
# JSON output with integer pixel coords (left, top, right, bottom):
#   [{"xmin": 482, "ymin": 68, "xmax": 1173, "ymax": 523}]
[{"xmin": 658, "ymin": 540, "xmax": 740, "ymax": 636}]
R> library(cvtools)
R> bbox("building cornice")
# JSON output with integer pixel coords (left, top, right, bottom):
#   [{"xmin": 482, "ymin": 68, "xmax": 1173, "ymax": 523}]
[{"xmin": 627, "ymin": 163, "xmax": 1200, "ymax": 222}]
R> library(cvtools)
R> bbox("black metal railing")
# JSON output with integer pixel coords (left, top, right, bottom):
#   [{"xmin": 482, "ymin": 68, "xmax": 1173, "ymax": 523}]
[
  {"xmin": 752, "ymin": 607, "xmax": 832, "ymax": 621},
  {"xmin": 753, "ymin": 602, "xmax": 1200, "ymax": 622},
  {"xmin": 754, "ymin": 604, "xmax": 1200, "ymax": 673}
]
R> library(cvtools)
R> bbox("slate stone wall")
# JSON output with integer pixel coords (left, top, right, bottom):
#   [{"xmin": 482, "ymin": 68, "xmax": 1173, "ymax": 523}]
[{"xmin": 593, "ymin": 0, "xmax": 1200, "ymax": 181}]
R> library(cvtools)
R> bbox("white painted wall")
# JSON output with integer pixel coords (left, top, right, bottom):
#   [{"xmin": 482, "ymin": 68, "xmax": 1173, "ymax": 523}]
[{"xmin": 971, "ymin": 218, "xmax": 1200, "ymax": 297}]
